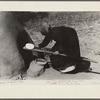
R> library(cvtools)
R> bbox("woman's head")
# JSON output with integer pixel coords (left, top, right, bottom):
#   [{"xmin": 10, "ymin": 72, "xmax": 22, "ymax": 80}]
[{"xmin": 40, "ymin": 23, "xmax": 50, "ymax": 35}]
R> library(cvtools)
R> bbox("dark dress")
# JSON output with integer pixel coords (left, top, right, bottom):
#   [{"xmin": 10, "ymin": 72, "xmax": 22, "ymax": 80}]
[{"xmin": 39, "ymin": 26, "xmax": 90, "ymax": 73}]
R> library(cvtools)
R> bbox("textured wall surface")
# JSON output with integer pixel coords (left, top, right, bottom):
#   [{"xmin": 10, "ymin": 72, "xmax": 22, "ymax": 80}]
[{"xmin": 0, "ymin": 12, "xmax": 26, "ymax": 79}]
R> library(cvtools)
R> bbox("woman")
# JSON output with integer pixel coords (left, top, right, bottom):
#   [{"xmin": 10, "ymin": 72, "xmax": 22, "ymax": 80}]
[{"xmin": 37, "ymin": 23, "xmax": 90, "ymax": 74}]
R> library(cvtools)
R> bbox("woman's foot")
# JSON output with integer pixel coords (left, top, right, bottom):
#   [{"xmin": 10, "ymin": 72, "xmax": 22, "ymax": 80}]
[{"xmin": 60, "ymin": 65, "xmax": 75, "ymax": 73}]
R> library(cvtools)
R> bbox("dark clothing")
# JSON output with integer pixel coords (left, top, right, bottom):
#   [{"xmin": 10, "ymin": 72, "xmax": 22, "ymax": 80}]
[
  {"xmin": 39, "ymin": 26, "xmax": 81, "ymax": 59},
  {"xmin": 39, "ymin": 26, "xmax": 90, "ymax": 73},
  {"xmin": 62, "ymin": 59, "xmax": 91, "ymax": 74},
  {"xmin": 50, "ymin": 44, "xmax": 76, "ymax": 70}
]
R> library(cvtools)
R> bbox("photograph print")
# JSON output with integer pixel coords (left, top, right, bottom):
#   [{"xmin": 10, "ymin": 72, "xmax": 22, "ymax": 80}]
[{"xmin": 0, "ymin": 11, "xmax": 100, "ymax": 82}]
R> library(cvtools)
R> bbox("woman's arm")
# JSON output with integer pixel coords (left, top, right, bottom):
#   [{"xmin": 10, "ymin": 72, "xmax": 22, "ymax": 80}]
[{"xmin": 39, "ymin": 34, "xmax": 51, "ymax": 48}]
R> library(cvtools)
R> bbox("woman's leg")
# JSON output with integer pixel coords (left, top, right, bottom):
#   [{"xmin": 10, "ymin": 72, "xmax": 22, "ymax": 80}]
[{"xmin": 62, "ymin": 59, "xmax": 91, "ymax": 74}]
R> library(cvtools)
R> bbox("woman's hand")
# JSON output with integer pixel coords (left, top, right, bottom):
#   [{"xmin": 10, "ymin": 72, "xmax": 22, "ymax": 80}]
[
  {"xmin": 53, "ymin": 51, "xmax": 59, "ymax": 55},
  {"xmin": 34, "ymin": 44, "xmax": 39, "ymax": 48}
]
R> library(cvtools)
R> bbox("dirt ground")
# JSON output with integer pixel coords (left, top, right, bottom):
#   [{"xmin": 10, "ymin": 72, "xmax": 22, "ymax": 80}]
[{"xmin": 25, "ymin": 12, "xmax": 100, "ymax": 81}]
